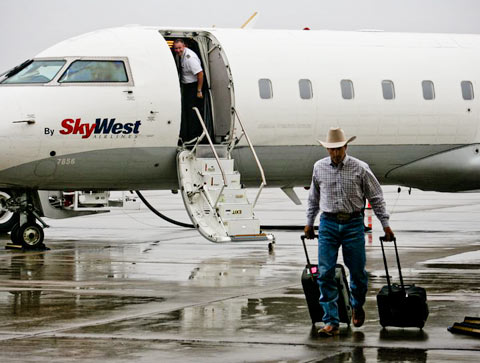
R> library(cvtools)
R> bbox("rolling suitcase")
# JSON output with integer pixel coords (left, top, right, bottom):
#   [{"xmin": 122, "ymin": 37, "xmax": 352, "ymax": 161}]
[
  {"xmin": 300, "ymin": 235, "xmax": 352, "ymax": 326},
  {"xmin": 376, "ymin": 236, "xmax": 429, "ymax": 328}
]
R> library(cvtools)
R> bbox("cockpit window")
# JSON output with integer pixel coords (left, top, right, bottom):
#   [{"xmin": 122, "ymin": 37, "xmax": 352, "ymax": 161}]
[
  {"xmin": 58, "ymin": 60, "xmax": 128, "ymax": 83},
  {"xmin": 1, "ymin": 60, "xmax": 65, "ymax": 84}
]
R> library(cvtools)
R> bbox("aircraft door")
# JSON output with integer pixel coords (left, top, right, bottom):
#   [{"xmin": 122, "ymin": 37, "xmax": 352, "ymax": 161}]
[{"xmin": 208, "ymin": 45, "xmax": 233, "ymax": 142}]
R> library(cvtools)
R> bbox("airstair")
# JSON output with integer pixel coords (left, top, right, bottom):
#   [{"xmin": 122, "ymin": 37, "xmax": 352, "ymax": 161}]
[{"xmin": 177, "ymin": 108, "xmax": 274, "ymax": 243}]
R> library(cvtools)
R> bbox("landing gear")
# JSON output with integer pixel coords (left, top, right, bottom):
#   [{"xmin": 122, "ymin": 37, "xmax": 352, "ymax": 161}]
[
  {"xmin": 9, "ymin": 223, "xmax": 21, "ymax": 244},
  {"xmin": 0, "ymin": 190, "xmax": 19, "ymax": 233},
  {"xmin": 17, "ymin": 223, "xmax": 45, "ymax": 249},
  {"xmin": 3, "ymin": 191, "xmax": 48, "ymax": 250}
]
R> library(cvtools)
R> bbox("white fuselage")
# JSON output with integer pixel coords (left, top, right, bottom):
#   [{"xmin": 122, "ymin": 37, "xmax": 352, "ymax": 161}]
[{"xmin": 0, "ymin": 27, "xmax": 479, "ymax": 192}]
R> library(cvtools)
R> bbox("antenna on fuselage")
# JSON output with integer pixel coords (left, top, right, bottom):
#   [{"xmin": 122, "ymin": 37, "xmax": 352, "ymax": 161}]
[{"xmin": 241, "ymin": 11, "xmax": 259, "ymax": 29}]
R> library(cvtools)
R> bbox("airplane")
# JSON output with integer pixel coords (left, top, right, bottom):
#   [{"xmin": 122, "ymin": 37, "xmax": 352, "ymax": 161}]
[{"xmin": 1, "ymin": 26, "xmax": 479, "ymax": 249}]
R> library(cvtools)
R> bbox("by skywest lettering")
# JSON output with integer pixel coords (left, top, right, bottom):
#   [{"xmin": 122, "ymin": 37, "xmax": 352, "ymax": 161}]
[{"xmin": 59, "ymin": 118, "xmax": 141, "ymax": 139}]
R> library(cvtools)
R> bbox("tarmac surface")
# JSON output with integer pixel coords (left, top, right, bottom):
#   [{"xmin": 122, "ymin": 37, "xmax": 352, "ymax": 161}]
[{"xmin": 0, "ymin": 186, "xmax": 479, "ymax": 362}]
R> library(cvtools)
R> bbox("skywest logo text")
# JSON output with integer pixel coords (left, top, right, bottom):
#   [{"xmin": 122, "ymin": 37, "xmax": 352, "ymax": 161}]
[{"xmin": 49, "ymin": 118, "xmax": 142, "ymax": 139}]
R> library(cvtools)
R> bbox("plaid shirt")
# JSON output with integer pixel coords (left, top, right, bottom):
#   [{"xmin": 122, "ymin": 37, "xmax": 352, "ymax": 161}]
[{"xmin": 306, "ymin": 155, "xmax": 390, "ymax": 228}]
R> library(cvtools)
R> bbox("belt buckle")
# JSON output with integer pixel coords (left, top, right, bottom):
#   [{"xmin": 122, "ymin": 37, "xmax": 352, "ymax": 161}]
[{"xmin": 336, "ymin": 213, "xmax": 350, "ymax": 222}]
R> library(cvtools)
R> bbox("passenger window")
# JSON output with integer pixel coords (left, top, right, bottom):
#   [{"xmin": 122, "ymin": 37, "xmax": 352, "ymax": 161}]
[
  {"xmin": 382, "ymin": 80, "xmax": 395, "ymax": 100},
  {"xmin": 422, "ymin": 80, "xmax": 435, "ymax": 100},
  {"xmin": 461, "ymin": 81, "xmax": 474, "ymax": 100},
  {"xmin": 259, "ymin": 79, "xmax": 273, "ymax": 99},
  {"xmin": 59, "ymin": 60, "xmax": 128, "ymax": 83},
  {"xmin": 299, "ymin": 79, "xmax": 313, "ymax": 99},
  {"xmin": 341, "ymin": 80, "xmax": 354, "ymax": 99}
]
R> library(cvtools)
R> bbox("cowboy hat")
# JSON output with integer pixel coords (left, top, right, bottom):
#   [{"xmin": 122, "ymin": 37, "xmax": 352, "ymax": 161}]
[{"xmin": 318, "ymin": 127, "xmax": 356, "ymax": 148}]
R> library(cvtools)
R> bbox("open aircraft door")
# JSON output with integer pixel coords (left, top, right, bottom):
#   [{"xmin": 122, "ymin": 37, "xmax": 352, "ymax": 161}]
[
  {"xmin": 160, "ymin": 30, "xmax": 235, "ymax": 143},
  {"xmin": 159, "ymin": 29, "xmax": 273, "ymax": 244},
  {"xmin": 200, "ymin": 38, "xmax": 234, "ymax": 142}
]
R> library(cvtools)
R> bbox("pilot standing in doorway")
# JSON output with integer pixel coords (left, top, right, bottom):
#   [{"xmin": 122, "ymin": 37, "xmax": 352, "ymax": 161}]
[
  {"xmin": 173, "ymin": 39, "xmax": 204, "ymax": 143},
  {"xmin": 304, "ymin": 127, "xmax": 394, "ymax": 337}
]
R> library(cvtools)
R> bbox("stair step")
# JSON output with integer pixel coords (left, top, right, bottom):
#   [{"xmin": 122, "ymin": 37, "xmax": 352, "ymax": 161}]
[
  {"xmin": 208, "ymin": 189, "xmax": 248, "ymax": 204},
  {"xmin": 196, "ymin": 144, "xmax": 228, "ymax": 159},
  {"xmin": 202, "ymin": 173, "xmax": 241, "ymax": 188},
  {"xmin": 196, "ymin": 158, "xmax": 234, "ymax": 175},
  {"xmin": 230, "ymin": 234, "xmax": 271, "ymax": 242},
  {"xmin": 218, "ymin": 203, "xmax": 253, "ymax": 219},
  {"xmin": 223, "ymin": 218, "xmax": 260, "ymax": 235}
]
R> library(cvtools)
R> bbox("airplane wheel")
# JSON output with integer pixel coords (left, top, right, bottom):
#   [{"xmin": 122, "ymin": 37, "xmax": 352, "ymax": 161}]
[
  {"xmin": 10, "ymin": 223, "xmax": 21, "ymax": 244},
  {"xmin": 0, "ymin": 190, "xmax": 19, "ymax": 233},
  {"xmin": 18, "ymin": 223, "xmax": 44, "ymax": 249}
]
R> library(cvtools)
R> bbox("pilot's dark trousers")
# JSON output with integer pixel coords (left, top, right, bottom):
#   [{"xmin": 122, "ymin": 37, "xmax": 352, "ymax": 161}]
[{"xmin": 180, "ymin": 81, "xmax": 204, "ymax": 142}]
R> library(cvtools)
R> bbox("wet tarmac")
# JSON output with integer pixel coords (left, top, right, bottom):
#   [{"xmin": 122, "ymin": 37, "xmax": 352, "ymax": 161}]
[{"xmin": 0, "ymin": 186, "xmax": 479, "ymax": 362}]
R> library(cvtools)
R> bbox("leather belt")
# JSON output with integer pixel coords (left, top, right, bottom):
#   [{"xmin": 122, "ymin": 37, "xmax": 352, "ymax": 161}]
[{"xmin": 323, "ymin": 211, "xmax": 362, "ymax": 223}]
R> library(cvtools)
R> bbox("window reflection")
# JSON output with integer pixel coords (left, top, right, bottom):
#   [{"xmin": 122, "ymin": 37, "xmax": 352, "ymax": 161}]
[
  {"xmin": 59, "ymin": 60, "xmax": 128, "ymax": 83},
  {"xmin": 1, "ymin": 60, "xmax": 65, "ymax": 84}
]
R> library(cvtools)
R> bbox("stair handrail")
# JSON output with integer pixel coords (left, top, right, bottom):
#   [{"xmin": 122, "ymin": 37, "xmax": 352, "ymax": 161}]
[
  {"xmin": 191, "ymin": 107, "xmax": 227, "ymax": 209},
  {"xmin": 232, "ymin": 108, "xmax": 267, "ymax": 208}
]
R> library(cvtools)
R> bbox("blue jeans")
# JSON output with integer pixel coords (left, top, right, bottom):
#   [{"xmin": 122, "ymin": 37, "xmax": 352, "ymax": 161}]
[{"xmin": 317, "ymin": 214, "xmax": 367, "ymax": 326}]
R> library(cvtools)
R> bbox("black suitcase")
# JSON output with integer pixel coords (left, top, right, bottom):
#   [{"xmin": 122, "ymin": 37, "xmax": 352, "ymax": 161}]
[
  {"xmin": 300, "ymin": 235, "xmax": 352, "ymax": 326},
  {"xmin": 376, "ymin": 237, "xmax": 429, "ymax": 328}
]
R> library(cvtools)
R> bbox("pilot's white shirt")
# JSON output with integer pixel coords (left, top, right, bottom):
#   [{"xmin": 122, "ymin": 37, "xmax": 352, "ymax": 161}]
[{"xmin": 181, "ymin": 47, "xmax": 202, "ymax": 84}]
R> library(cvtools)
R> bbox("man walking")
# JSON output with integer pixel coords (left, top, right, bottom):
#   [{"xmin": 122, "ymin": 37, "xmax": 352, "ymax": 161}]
[{"xmin": 304, "ymin": 127, "xmax": 394, "ymax": 337}]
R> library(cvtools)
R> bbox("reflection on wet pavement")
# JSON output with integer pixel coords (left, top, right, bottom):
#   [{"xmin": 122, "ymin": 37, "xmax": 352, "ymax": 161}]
[{"xmin": 0, "ymin": 188, "xmax": 479, "ymax": 361}]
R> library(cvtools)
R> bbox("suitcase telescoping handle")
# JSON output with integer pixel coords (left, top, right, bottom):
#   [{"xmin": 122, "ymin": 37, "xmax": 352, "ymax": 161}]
[
  {"xmin": 301, "ymin": 234, "xmax": 318, "ymax": 266},
  {"xmin": 379, "ymin": 236, "xmax": 405, "ymax": 294}
]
